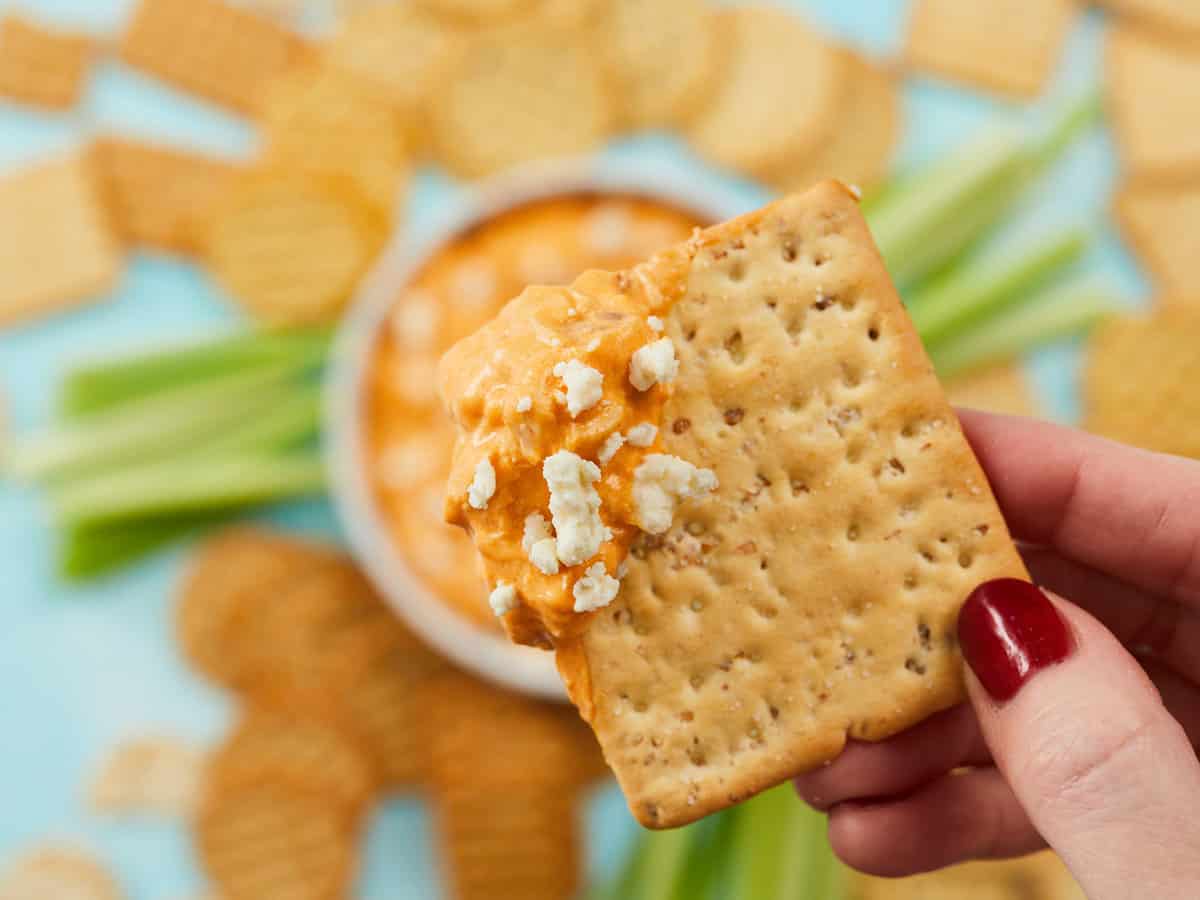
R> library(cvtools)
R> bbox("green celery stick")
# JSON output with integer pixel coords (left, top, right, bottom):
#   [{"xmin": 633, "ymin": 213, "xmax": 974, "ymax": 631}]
[
  {"xmin": 7, "ymin": 360, "xmax": 312, "ymax": 482},
  {"xmin": 60, "ymin": 509, "xmax": 239, "ymax": 580},
  {"xmin": 930, "ymin": 279, "xmax": 1118, "ymax": 379},
  {"xmin": 672, "ymin": 809, "xmax": 738, "ymax": 900},
  {"xmin": 628, "ymin": 825, "xmax": 698, "ymax": 900},
  {"xmin": 51, "ymin": 451, "xmax": 325, "ymax": 528},
  {"xmin": 909, "ymin": 226, "xmax": 1091, "ymax": 346},
  {"xmin": 60, "ymin": 328, "xmax": 331, "ymax": 417},
  {"xmin": 179, "ymin": 383, "xmax": 322, "ymax": 458}
]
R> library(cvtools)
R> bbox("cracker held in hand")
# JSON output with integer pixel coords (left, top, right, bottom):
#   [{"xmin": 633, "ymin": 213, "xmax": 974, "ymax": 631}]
[{"xmin": 440, "ymin": 181, "xmax": 1027, "ymax": 828}]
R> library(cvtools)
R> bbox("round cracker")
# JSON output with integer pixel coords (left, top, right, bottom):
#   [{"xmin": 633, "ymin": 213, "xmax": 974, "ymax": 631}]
[
  {"xmin": 0, "ymin": 845, "xmax": 123, "ymax": 900},
  {"xmin": 88, "ymin": 735, "xmax": 205, "ymax": 818},
  {"xmin": 196, "ymin": 777, "xmax": 360, "ymax": 900},
  {"xmin": 431, "ymin": 24, "xmax": 614, "ymax": 178},
  {"xmin": 597, "ymin": 0, "xmax": 723, "ymax": 129},
  {"xmin": 205, "ymin": 169, "xmax": 385, "ymax": 325},
  {"xmin": 767, "ymin": 52, "xmax": 900, "ymax": 196},
  {"xmin": 260, "ymin": 63, "xmax": 409, "ymax": 217},
  {"xmin": 685, "ymin": 6, "xmax": 844, "ymax": 176}
]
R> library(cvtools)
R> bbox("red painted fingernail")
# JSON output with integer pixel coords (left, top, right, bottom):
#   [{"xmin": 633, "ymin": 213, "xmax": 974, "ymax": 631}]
[{"xmin": 958, "ymin": 578, "xmax": 1075, "ymax": 702}]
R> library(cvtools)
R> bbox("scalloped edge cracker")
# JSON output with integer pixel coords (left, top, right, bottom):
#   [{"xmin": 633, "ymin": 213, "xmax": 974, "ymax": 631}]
[
  {"xmin": 0, "ymin": 14, "xmax": 92, "ymax": 110},
  {"xmin": 1107, "ymin": 25, "xmax": 1200, "ymax": 179},
  {"xmin": 1114, "ymin": 179, "xmax": 1200, "ymax": 297},
  {"xmin": 565, "ymin": 182, "xmax": 1027, "ymax": 828},
  {"xmin": 905, "ymin": 0, "xmax": 1077, "ymax": 98}
]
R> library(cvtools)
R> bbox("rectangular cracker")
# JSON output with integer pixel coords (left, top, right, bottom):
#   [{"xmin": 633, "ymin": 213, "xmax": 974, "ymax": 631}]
[
  {"xmin": 573, "ymin": 183, "xmax": 1028, "ymax": 827},
  {"xmin": 91, "ymin": 137, "xmax": 243, "ymax": 255},
  {"xmin": 1114, "ymin": 179, "xmax": 1200, "ymax": 297},
  {"xmin": 119, "ymin": 0, "xmax": 313, "ymax": 116},
  {"xmin": 1107, "ymin": 25, "xmax": 1200, "ymax": 179},
  {"xmin": 905, "ymin": 0, "xmax": 1077, "ymax": 98},
  {"xmin": 0, "ymin": 154, "xmax": 122, "ymax": 327},
  {"xmin": 0, "ymin": 15, "xmax": 93, "ymax": 110},
  {"xmin": 1100, "ymin": 0, "xmax": 1200, "ymax": 37}
]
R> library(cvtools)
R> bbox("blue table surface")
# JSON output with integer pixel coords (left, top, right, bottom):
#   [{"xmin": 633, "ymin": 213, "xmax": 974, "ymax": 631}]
[{"xmin": 0, "ymin": 1, "xmax": 1147, "ymax": 896}]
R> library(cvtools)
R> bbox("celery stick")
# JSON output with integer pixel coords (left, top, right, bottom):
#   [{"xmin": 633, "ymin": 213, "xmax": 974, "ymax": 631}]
[
  {"xmin": 180, "ymin": 383, "xmax": 322, "ymax": 458},
  {"xmin": 727, "ymin": 785, "xmax": 842, "ymax": 900},
  {"xmin": 7, "ymin": 360, "xmax": 312, "ymax": 482},
  {"xmin": 673, "ymin": 810, "xmax": 738, "ymax": 900},
  {"xmin": 909, "ymin": 227, "xmax": 1091, "ymax": 346},
  {"xmin": 52, "ymin": 452, "xmax": 325, "ymax": 528},
  {"xmin": 930, "ymin": 279, "xmax": 1118, "ymax": 379},
  {"xmin": 628, "ymin": 825, "xmax": 697, "ymax": 900},
  {"xmin": 61, "ymin": 328, "xmax": 331, "ymax": 417},
  {"xmin": 60, "ymin": 510, "xmax": 237, "ymax": 580}
]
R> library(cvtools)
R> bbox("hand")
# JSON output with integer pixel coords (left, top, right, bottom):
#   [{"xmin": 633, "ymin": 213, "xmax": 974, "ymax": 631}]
[{"xmin": 794, "ymin": 410, "xmax": 1200, "ymax": 899}]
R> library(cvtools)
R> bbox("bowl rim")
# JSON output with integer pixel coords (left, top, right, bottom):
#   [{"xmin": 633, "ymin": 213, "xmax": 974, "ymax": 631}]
[{"xmin": 324, "ymin": 157, "xmax": 750, "ymax": 700}]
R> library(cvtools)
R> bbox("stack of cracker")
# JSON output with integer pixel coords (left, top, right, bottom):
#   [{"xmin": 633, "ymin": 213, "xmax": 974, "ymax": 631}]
[{"xmin": 175, "ymin": 527, "xmax": 605, "ymax": 899}]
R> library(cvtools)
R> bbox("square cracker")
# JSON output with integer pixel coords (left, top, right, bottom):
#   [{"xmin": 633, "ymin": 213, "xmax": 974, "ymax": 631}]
[
  {"xmin": 119, "ymin": 0, "xmax": 313, "ymax": 116},
  {"xmin": 1114, "ymin": 179, "xmax": 1200, "ymax": 297},
  {"xmin": 91, "ymin": 138, "xmax": 243, "ymax": 255},
  {"xmin": 0, "ymin": 154, "xmax": 122, "ymax": 327},
  {"xmin": 1100, "ymin": 0, "xmax": 1200, "ymax": 37},
  {"xmin": 1107, "ymin": 25, "xmax": 1200, "ymax": 179},
  {"xmin": 567, "ymin": 183, "xmax": 1027, "ymax": 827},
  {"xmin": 905, "ymin": 0, "xmax": 1077, "ymax": 98},
  {"xmin": 0, "ymin": 15, "xmax": 92, "ymax": 110}
]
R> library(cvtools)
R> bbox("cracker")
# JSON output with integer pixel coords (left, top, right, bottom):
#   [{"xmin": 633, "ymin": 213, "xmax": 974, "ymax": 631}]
[
  {"xmin": 417, "ymin": 0, "xmax": 537, "ymax": 25},
  {"xmin": 441, "ymin": 182, "xmax": 1027, "ymax": 828},
  {"xmin": 850, "ymin": 850, "xmax": 1084, "ymax": 900},
  {"xmin": 204, "ymin": 167, "xmax": 386, "ymax": 325},
  {"xmin": 1114, "ymin": 180, "xmax": 1200, "ymax": 297},
  {"xmin": 175, "ymin": 528, "xmax": 340, "ymax": 689},
  {"xmin": 91, "ymin": 138, "xmax": 242, "ymax": 255},
  {"xmin": 768, "ymin": 53, "xmax": 900, "ymax": 196},
  {"xmin": 119, "ymin": 0, "xmax": 313, "ymax": 116},
  {"xmin": 0, "ymin": 15, "xmax": 92, "ymax": 110},
  {"xmin": 260, "ymin": 63, "xmax": 409, "ymax": 217},
  {"xmin": 88, "ymin": 735, "xmax": 205, "ymax": 818},
  {"xmin": 1100, "ymin": 0, "xmax": 1200, "ymax": 38},
  {"xmin": 430, "ymin": 23, "xmax": 614, "ymax": 178},
  {"xmin": 684, "ymin": 6, "xmax": 844, "ymax": 177},
  {"xmin": 1083, "ymin": 306, "xmax": 1200, "ymax": 459},
  {"xmin": 905, "ymin": 0, "xmax": 1077, "ymax": 98},
  {"xmin": 945, "ymin": 363, "xmax": 1039, "ymax": 418},
  {"xmin": 1107, "ymin": 25, "xmax": 1200, "ymax": 179},
  {"xmin": 597, "ymin": 0, "xmax": 723, "ymax": 129},
  {"xmin": 0, "ymin": 154, "xmax": 121, "ymax": 328},
  {"xmin": 0, "ymin": 845, "xmax": 123, "ymax": 900}
]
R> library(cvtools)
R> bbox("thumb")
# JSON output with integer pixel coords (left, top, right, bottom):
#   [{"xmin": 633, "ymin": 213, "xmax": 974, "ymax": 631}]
[{"xmin": 959, "ymin": 579, "xmax": 1200, "ymax": 900}]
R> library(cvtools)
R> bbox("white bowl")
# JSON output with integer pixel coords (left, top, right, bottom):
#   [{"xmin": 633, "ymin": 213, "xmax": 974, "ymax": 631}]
[{"xmin": 325, "ymin": 158, "xmax": 749, "ymax": 700}]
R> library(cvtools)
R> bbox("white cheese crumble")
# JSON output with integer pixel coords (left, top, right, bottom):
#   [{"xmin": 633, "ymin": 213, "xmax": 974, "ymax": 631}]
[
  {"xmin": 632, "ymin": 454, "xmax": 718, "ymax": 534},
  {"xmin": 389, "ymin": 292, "xmax": 439, "ymax": 349},
  {"xmin": 467, "ymin": 457, "xmax": 496, "ymax": 510},
  {"xmin": 647, "ymin": 315, "xmax": 664, "ymax": 332},
  {"xmin": 522, "ymin": 513, "xmax": 560, "ymax": 575},
  {"xmin": 516, "ymin": 395, "xmax": 533, "ymax": 413},
  {"xmin": 597, "ymin": 432, "xmax": 625, "ymax": 465},
  {"xmin": 572, "ymin": 562, "xmax": 620, "ymax": 613},
  {"xmin": 629, "ymin": 338, "xmax": 678, "ymax": 391},
  {"xmin": 488, "ymin": 582, "xmax": 518, "ymax": 617},
  {"xmin": 625, "ymin": 423, "xmax": 658, "ymax": 447},
  {"xmin": 582, "ymin": 204, "xmax": 632, "ymax": 255},
  {"xmin": 543, "ymin": 450, "xmax": 611, "ymax": 566},
  {"xmin": 378, "ymin": 440, "xmax": 437, "ymax": 488},
  {"xmin": 586, "ymin": 337, "xmax": 601, "ymax": 353},
  {"xmin": 451, "ymin": 260, "xmax": 496, "ymax": 308},
  {"xmin": 553, "ymin": 359, "xmax": 604, "ymax": 417}
]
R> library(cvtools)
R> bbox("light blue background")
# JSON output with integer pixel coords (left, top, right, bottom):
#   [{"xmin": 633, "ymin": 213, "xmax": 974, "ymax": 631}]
[{"xmin": 0, "ymin": 1, "xmax": 1146, "ymax": 896}]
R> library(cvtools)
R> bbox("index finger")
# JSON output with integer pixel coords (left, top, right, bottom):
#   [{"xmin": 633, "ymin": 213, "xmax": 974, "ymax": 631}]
[{"xmin": 957, "ymin": 409, "xmax": 1200, "ymax": 609}]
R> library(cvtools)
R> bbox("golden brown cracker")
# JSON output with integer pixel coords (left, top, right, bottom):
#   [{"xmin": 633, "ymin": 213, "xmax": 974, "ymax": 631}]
[
  {"xmin": 204, "ymin": 167, "xmax": 386, "ymax": 325},
  {"xmin": 1100, "ymin": 0, "xmax": 1200, "ymax": 38},
  {"xmin": 768, "ymin": 52, "xmax": 901, "ymax": 196},
  {"xmin": 905, "ymin": 0, "xmax": 1077, "ymax": 98},
  {"xmin": 850, "ymin": 850, "xmax": 1084, "ymax": 900},
  {"xmin": 430, "ymin": 22, "xmax": 614, "ymax": 178},
  {"xmin": 88, "ymin": 735, "xmax": 205, "ymax": 818},
  {"xmin": 1083, "ymin": 305, "xmax": 1200, "ymax": 459},
  {"xmin": 1107, "ymin": 25, "xmax": 1200, "ymax": 179},
  {"xmin": 91, "ymin": 137, "xmax": 242, "ymax": 255},
  {"xmin": 119, "ymin": 0, "xmax": 313, "ymax": 116},
  {"xmin": 0, "ymin": 153, "xmax": 121, "ymax": 328},
  {"xmin": 685, "ymin": 6, "xmax": 844, "ymax": 176},
  {"xmin": 945, "ymin": 363, "xmax": 1039, "ymax": 418},
  {"xmin": 0, "ymin": 845, "xmax": 123, "ymax": 900},
  {"xmin": 597, "ymin": 0, "xmax": 723, "ymax": 129},
  {"xmin": 1115, "ymin": 179, "xmax": 1200, "ymax": 297},
  {"xmin": 259, "ymin": 62, "xmax": 409, "ymax": 217},
  {"xmin": 417, "ymin": 0, "xmax": 537, "ymax": 25},
  {"xmin": 0, "ymin": 15, "xmax": 92, "ymax": 110}
]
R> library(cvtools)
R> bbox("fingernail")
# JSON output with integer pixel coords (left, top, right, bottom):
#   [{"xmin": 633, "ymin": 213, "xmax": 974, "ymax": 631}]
[{"xmin": 958, "ymin": 578, "xmax": 1075, "ymax": 702}]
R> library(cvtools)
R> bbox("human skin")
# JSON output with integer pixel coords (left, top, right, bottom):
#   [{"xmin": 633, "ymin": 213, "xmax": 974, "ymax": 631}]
[{"xmin": 794, "ymin": 410, "xmax": 1200, "ymax": 900}]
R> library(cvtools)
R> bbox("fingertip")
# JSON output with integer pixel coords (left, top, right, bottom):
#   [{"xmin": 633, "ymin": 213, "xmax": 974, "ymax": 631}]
[{"xmin": 826, "ymin": 802, "xmax": 893, "ymax": 876}]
